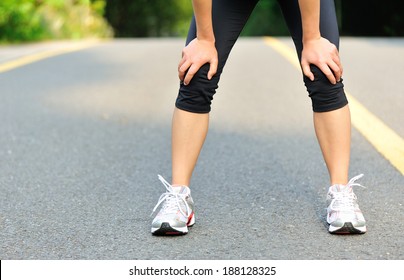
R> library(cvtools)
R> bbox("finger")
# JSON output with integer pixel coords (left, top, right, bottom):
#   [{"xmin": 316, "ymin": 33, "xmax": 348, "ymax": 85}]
[
  {"xmin": 318, "ymin": 64, "xmax": 336, "ymax": 84},
  {"xmin": 207, "ymin": 59, "xmax": 218, "ymax": 80},
  {"xmin": 334, "ymin": 56, "xmax": 343, "ymax": 79},
  {"xmin": 178, "ymin": 60, "xmax": 191, "ymax": 81},
  {"xmin": 331, "ymin": 49, "xmax": 343, "ymax": 79},
  {"xmin": 328, "ymin": 60, "xmax": 342, "ymax": 82},
  {"xmin": 301, "ymin": 60, "xmax": 314, "ymax": 81},
  {"xmin": 183, "ymin": 64, "xmax": 199, "ymax": 85},
  {"xmin": 178, "ymin": 55, "xmax": 186, "ymax": 69}
]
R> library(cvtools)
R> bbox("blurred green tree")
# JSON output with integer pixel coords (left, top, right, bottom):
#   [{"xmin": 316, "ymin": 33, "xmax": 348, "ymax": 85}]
[
  {"xmin": 104, "ymin": 0, "xmax": 287, "ymax": 38},
  {"xmin": 0, "ymin": 0, "xmax": 46, "ymax": 42},
  {"xmin": 0, "ymin": 0, "xmax": 112, "ymax": 42},
  {"xmin": 37, "ymin": 0, "xmax": 112, "ymax": 39},
  {"xmin": 242, "ymin": 0, "xmax": 289, "ymax": 36},
  {"xmin": 2, "ymin": 0, "xmax": 403, "ymax": 43},
  {"xmin": 105, "ymin": 0, "xmax": 192, "ymax": 37}
]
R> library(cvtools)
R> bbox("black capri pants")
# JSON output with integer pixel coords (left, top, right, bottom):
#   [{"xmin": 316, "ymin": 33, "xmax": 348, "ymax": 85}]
[{"xmin": 176, "ymin": 0, "xmax": 348, "ymax": 113}]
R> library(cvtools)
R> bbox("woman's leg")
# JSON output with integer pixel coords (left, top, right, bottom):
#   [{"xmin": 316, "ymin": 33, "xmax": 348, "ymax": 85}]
[
  {"xmin": 151, "ymin": 0, "xmax": 259, "ymax": 235},
  {"xmin": 278, "ymin": 0, "xmax": 350, "ymax": 185},
  {"xmin": 172, "ymin": 0, "xmax": 259, "ymax": 187},
  {"xmin": 278, "ymin": 0, "xmax": 366, "ymax": 234},
  {"xmin": 313, "ymin": 106, "xmax": 351, "ymax": 185},
  {"xmin": 171, "ymin": 108, "xmax": 209, "ymax": 186}
]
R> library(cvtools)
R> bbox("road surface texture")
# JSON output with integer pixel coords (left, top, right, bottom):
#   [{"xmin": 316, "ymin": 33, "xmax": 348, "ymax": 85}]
[{"xmin": 0, "ymin": 38, "xmax": 403, "ymax": 259}]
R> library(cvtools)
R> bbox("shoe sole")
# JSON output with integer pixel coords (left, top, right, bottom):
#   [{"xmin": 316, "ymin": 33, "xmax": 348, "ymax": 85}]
[
  {"xmin": 329, "ymin": 222, "xmax": 367, "ymax": 234},
  {"xmin": 151, "ymin": 213, "xmax": 195, "ymax": 236},
  {"xmin": 151, "ymin": 222, "xmax": 195, "ymax": 236}
]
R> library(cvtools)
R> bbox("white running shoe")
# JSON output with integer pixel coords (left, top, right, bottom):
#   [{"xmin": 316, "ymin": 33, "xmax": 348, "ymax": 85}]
[
  {"xmin": 151, "ymin": 175, "xmax": 195, "ymax": 235},
  {"xmin": 326, "ymin": 174, "xmax": 367, "ymax": 234}
]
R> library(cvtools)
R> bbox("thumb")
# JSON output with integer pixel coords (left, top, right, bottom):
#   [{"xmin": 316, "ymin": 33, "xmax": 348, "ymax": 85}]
[
  {"xmin": 301, "ymin": 60, "xmax": 314, "ymax": 81},
  {"xmin": 207, "ymin": 59, "xmax": 218, "ymax": 80}
]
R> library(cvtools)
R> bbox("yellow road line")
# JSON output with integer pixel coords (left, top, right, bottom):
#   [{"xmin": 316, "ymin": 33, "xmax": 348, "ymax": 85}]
[
  {"xmin": 0, "ymin": 40, "xmax": 101, "ymax": 73},
  {"xmin": 264, "ymin": 36, "xmax": 404, "ymax": 175}
]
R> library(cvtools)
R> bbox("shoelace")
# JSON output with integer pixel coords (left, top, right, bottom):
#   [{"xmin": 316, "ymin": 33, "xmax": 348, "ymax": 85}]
[
  {"xmin": 151, "ymin": 175, "xmax": 191, "ymax": 218},
  {"xmin": 330, "ymin": 174, "xmax": 365, "ymax": 211}
]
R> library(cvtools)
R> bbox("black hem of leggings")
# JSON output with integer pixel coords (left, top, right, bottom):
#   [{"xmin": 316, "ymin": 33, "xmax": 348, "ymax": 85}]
[
  {"xmin": 175, "ymin": 103, "xmax": 211, "ymax": 114},
  {"xmin": 313, "ymin": 100, "xmax": 349, "ymax": 113}
]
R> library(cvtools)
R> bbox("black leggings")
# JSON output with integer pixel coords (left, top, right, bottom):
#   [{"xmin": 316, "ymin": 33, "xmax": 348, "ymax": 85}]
[{"xmin": 175, "ymin": 0, "xmax": 348, "ymax": 113}]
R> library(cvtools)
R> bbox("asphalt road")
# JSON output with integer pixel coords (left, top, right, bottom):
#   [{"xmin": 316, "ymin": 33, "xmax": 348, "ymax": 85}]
[{"xmin": 0, "ymin": 38, "xmax": 403, "ymax": 260}]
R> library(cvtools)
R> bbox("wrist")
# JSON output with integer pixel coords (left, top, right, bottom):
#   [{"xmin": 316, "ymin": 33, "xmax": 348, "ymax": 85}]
[
  {"xmin": 302, "ymin": 32, "xmax": 321, "ymax": 43},
  {"xmin": 197, "ymin": 33, "xmax": 215, "ymax": 43}
]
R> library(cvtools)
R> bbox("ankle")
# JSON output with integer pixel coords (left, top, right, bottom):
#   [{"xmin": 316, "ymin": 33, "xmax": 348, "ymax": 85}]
[{"xmin": 172, "ymin": 184, "xmax": 189, "ymax": 188}]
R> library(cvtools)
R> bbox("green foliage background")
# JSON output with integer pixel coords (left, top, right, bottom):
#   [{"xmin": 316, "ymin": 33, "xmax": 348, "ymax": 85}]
[
  {"xmin": 105, "ymin": 0, "xmax": 193, "ymax": 37},
  {"xmin": 1, "ymin": 0, "xmax": 403, "ymax": 43},
  {"xmin": 242, "ymin": 0, "xmax": 288, "ymax": 36},
  {"xmin": 0, "ymin": 0, "xmax": 112, "ymax": 42},
  {"xmin": 103, "ymin": 0, "xmax": 404, "ymax": 38}
]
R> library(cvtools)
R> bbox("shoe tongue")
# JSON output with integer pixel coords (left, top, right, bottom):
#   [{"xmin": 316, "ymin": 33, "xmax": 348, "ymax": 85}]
[
  {"xmin": 172, "ymin": 186, "xmax": 189, "ymax": 195},
  {"xmin": 331, "ymin": 184, "xmax": 352, "ymax": 192}
]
